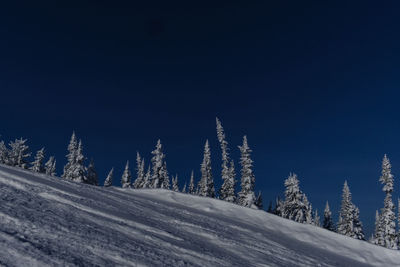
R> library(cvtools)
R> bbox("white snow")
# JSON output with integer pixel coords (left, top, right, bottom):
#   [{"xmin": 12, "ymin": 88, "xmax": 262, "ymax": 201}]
[{"xmin": 0, "ymin": 165, "xmax": 399, "ymax": 266}]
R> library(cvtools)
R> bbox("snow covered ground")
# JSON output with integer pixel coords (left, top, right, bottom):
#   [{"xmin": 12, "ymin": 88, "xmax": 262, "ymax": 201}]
[{"xmin": 0, "ymin": 165, "xmax": 399, "ymax": 266}]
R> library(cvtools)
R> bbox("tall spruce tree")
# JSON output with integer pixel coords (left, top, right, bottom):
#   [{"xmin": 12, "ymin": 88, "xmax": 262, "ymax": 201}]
[
  {"xmin": 216, "ymin": 118, "xmax": 236, "ymax": 202},
  {"xmin": 133, "ymin": 152, "xmax": 145, "ymax": 189},
  {"xmin": 188, "ymin": 170, "xmax": 195, "ymax": 194},
  {"xmin": 198, "ymin": 140, "xmax": 215, "ymax": 197},
  {"xmin": 337, "ymin": 181, "xmax": 365, "ymax": 240},
  {"xmin": 30, "ymin": 148, "xmax": 45, "ymax": 173},
  {"xmin": 377, "ymin": 154, "xmax": 397, "ymax": 249},
  {"xmin": 70, "ymin": 140, "xmax": 86, "ymax": 183},
  {"xmin": 282, "ymin": 173, "xmax": 311, "ymax": 223},
  {"xmin": 8, "ymin": 138, "xmax": 31, "ymax": 168},
  {"xmin": 86, "ymin": 159, "xmax": 98, "ymax": 186},
  {"xmin": 62, "ymin": 132, "xmax": 78, "ymax": 179},
  {"xmin": 121, "ymin": 161, "xmax": 132, "ymax": 188},
  {"xmin": 237, "ymin": 136, "xmax": 256, "ymax": 208},
  {"xmin": 104, "ymin": 168, "xmax": 114, "ymax": 187},
  {"xmin": 44, "ymin": 156, "xmax": 56, "ymax": 176},
  {"xmin": 323, "ymin": 201, "xmax": 335, "ymax": 231},
  {"xmin": 150, "ymin": 140, "xmax": 168, "ymax": 189}
]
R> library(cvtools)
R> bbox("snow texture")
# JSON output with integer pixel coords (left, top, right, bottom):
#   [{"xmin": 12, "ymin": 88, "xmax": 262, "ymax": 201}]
[{"xmin": 0, "ymin": 165, "xmax": 399, "ymax": 266}]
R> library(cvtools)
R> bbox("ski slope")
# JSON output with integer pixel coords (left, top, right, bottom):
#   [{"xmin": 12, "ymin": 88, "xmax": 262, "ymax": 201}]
[{"xmin": 0, "ymin": 165, "xmax": 399, "ymax": 266}]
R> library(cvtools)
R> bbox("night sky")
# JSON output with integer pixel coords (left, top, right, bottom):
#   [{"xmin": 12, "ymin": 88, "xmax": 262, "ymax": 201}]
[{"xmin": 1, "ymin": 1, "xmax": 400, "ymax": 235}]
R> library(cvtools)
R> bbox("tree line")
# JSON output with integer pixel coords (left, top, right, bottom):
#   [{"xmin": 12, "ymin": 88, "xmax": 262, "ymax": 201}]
[{"xmin": 1, "ymin": 118, "xmax": 398, "ymax": 250}]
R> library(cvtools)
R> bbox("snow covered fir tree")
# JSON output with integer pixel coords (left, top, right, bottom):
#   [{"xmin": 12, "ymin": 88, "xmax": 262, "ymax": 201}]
[
  {"xmin": 237, "ymin": 135, "xmax": 257, "ymax": 208},
  {"xmin": 281, "ymin": 173, "xmax": 312, "ymax": 224},
  {"xmin": 337, "ymin": 181, "xmax": 365, "ymax": 240},
  {"xmin": 198, "ymin": 140, "xmax": 215, "ymax": 198},
  {"xmin": 371, "ymin": 154, "xmax": 397, "ymax": 249},
  {"xmin": 216, "ymin": 117, "xmax": 236, "ymax": 203}
]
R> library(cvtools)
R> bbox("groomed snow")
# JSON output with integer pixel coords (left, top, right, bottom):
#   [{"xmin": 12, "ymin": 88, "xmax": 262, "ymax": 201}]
[{"xmin": 0, "ymin": 165, "xmax": 399, "ymax": 266}]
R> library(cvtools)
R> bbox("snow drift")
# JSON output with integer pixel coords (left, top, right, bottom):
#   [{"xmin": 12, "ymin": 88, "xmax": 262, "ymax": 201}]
[{"xmin": 0, "ymin": 165, "xmax": 399, "ymax": 266}]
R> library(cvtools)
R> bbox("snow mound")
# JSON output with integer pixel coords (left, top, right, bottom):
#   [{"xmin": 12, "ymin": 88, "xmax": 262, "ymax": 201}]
[{"xmin": 0, "ymin": 165, "xmax": 399, "ymax": 266}]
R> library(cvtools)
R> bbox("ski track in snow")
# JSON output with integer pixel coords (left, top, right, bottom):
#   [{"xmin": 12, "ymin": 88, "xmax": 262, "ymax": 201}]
[{"xmin": 0, "ymin": 165, "xmax": 399, "ymax": 266}]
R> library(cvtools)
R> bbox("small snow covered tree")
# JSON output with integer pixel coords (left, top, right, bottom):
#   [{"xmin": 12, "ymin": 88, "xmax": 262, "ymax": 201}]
[
  {"xmin": 198, "ymin": 140, "xmax": 215, "ymax": 198},
  {"xmin": 323, "ymin": 201, "xmax": 335, "ymax": 231},
  {"xmin": 337, "ymin": 181, "xmax": 365, "ymax": 240},
  {"xmin": 282, "ymin": 173, "xmax": 311, "ymax": 223},
  {"xmin": 376, "ymin": 154, "xmax": 397, "ymax": 249},
  {"xmin": 121, "ymin": 161, "xmax": 132, "ymax": 188},
  {"xmin": 172, "ymin": 175, "xmax": 179, "ymax": 192},
  {"xmin": 0, "ymin": 141, "xmax": 8, "ymax": 164},
  {"xmin": 44, "ymin": 156, "xmax": 56, "ymax": 176},
  {"xmin": 255, "ymin": 191, "xmax": 263, "ymax": 209},
  {"xmin": 188, "ymin": 170, "xmax": 195, "ymax": 194},
  {"xmin": 216, "ymin": 118, "xmax": 236, "ymax": 202},
  {"xmin": 8, "ymin": 138, "xmax": 31, "ymax": 168},
  {"xmin": 30, "ymin": 147, "xmax": 45, "ymax": 173},
  {"xmin": 62, "ymin": 132, "xmax": 78, "ymax": 179},
  {"xmin": 237, "ymin": 136, "xmax": 256, "ymax": 208},
  {"xmin": 133, "ymin": 152, "xmax": 145, "ymax": 189},
  {"xmin": 104, "ymin": 168, "xmax": 114, "ymax": 187},
  {"xmin": 86, "ymin": 159, "xmax": 98, "ymax": 185},
  {"xmin": 150, "ymin": 140, "xmax": 168, "ymax": 189}
]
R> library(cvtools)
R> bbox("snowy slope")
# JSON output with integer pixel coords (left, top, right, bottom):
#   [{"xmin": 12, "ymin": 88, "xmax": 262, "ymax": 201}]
[{"xmin": 0, "ymin": 165, "xmax": 399, "ymax": 267}]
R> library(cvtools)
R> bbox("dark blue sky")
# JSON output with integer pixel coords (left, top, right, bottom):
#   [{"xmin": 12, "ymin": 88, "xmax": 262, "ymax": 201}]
[{"xmin": 1, "ymin": 1, "xmax": 400, "ymax": 235}]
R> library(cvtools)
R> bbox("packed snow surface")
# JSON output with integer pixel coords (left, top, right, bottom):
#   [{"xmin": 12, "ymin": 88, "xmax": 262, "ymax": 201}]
[{"xmin": 0, "ymin": 165, "xmax": 399, "ymax": 266}]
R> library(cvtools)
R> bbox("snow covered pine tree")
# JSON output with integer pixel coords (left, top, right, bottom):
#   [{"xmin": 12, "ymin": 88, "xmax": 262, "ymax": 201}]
[
  {"xmin": 198, "ymin": 140, "xmax": 215, "ymax": 198},
  {"xmin": 104, "ymin": 168, "xmax": 114, "ymax": 187},
  {"xmin": 337, "ymin": 181, "xmax": 365, "ymax": 240},
  {"xmin": 375, "ymin": 154, "xmax": 397, "ymax": 249},
  {"xmin": 150, "ymin": 140, "xmax": 169, "ymax": 189},
  {"xmin": 8, "ymin": 138, "xmax": 31, "ymax": 168},
  {"xmin": 216, "ymin": 117, "xmax": 236, "ymax": 202},
  {"xmin": 121, "ymin": 161, "xmax": 132, "ymax": 188},
  {"xmin": 133, "ymin": 152, "xmax": 145, "ymax": 189},
  {"xmin": 323, "ymin": 201, "xmax": 335, "ymax": 231},
  {"xmin": 237, "ymin": 136, "xmax": 257, "ymax": 208},
  {"xmin": 44, "ymin": 156, "xmax": 56, "ymax": 176},
  {"xmin": 30, "ymin": 147, "xmax": 45, "ymax": 173},
  {"xmin": 282, "ymin": 173, "xmax": 312, "ymax": 223}
]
